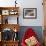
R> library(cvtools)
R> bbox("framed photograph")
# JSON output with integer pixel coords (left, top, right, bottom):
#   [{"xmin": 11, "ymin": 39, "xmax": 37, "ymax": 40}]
[
  {"xmin": 2, "ymin": 10, "xmax": 9, "ymax": 15},
  {"xmin": 23, "ymin": 8, "xmax": 37, "ymax": 19}
]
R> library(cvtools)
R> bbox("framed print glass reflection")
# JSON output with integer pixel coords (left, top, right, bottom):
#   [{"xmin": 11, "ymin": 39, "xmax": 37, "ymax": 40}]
[{"xmin": 23, "ymin": 8, "xmax": 37, "ymax": 19}]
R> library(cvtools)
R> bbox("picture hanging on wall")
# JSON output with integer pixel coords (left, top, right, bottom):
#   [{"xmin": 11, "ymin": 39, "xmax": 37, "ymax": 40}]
[{"xmin": 23, "ymin": 8, "xmax": 37, "ymax": 19}]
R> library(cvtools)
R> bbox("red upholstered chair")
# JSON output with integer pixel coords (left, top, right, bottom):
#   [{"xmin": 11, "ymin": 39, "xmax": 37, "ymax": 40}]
[{"xmin": 21, "ymin": 28, "xmax": 41, "ymax": 46}]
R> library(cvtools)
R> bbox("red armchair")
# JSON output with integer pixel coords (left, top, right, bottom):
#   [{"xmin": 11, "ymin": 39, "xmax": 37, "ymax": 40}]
[{"xmin": 21, "ymin": 28, "xmax": 41, "ymax": 46}]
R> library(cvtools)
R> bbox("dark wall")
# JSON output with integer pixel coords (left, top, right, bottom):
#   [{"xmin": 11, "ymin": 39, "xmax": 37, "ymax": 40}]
[{"xmin": 18, "ymin": 26, "xmax": 44, "ymax": 44}]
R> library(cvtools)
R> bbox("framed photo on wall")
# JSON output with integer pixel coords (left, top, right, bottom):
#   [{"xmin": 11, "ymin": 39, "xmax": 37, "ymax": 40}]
[{"xmin": 23, "ymin": 8, "xmax": 37, "ymax": 19}]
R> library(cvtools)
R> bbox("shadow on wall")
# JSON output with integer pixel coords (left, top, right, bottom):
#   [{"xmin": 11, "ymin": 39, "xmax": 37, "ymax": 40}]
[{"xmin": 18, "ymin": 26, "xmax": 44, "ymax": 44}]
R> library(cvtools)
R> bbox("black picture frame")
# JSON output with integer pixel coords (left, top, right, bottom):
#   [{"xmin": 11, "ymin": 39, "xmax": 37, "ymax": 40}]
[{"xmin": 23, "ymin": 8, "xmax": 37, "ymax": 19}]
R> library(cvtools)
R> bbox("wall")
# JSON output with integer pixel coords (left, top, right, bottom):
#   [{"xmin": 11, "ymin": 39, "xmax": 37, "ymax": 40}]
[
  {"xmin": 0, "ymin": 0, "xmax": 44, "ymax": 26},
  {"xmin": 18, "ymin": 0, "xmax": 44, "ymax": 26}
]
